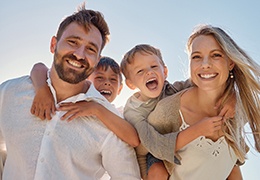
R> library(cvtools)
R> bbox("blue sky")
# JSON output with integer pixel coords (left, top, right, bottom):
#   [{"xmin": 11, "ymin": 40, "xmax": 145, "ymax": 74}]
[{"xmin": 1, "ymin": 1, "xmax": 260, "ymax": 179}]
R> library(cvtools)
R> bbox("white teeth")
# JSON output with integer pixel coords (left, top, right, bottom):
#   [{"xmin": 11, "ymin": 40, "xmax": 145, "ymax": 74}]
[
  {"xmin": 68, "ymin": 60, "xmax": 82, "ymax": 68},
  {"xmin": 146, "ymin": 78, "xmax": 156, "ymax": 83},
  {"xmin": 200, "ymin": 74, "xmax": 216, "ymax": 79},
  {"xmin": 100, "ymin": 90, "xmax": 111, "ymax": 94}
]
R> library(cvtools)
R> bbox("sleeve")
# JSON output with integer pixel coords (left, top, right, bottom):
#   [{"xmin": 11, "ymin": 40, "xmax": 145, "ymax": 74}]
[
  {"xmin": 171, "ymin": 79, "xmax": 192, "ymax": 93},
  {"xmin": 135, "ymin": 144, "xmax": 149, "ymax": 179},
  {"xmin": 135, "ymin": 120, "xmax": 180, "ymax": 164},
  {"xmin": 124, "ymin": 96, "xmax": 181, "ymax": 165},
  {"xmin": 101, "ymin": 132, "xmax": 141, "ymax": 180}
]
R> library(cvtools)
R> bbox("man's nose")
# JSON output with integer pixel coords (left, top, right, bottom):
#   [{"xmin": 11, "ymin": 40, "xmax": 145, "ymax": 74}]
[{"xmin": 73, "ymin": 46, "xmax": 85, "ymax": 60}]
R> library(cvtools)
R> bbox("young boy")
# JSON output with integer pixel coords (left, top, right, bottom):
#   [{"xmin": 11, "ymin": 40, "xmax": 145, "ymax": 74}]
[
  {"xmin": 31, "ymin": 46, "xmax": 235, "ymax": 180},
  {"xmin": 120, "ymin": 44, "xmax": 191, "ymax": 179}
]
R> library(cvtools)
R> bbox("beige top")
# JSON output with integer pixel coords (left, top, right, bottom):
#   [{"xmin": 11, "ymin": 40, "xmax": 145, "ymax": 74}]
[
  {"xmin": 129, "ymin": 89, "xmax": 239, "ymax": 179},
  {"xmin": 169, "ymin": 110, "xmax": 237, "ymax": 180}
]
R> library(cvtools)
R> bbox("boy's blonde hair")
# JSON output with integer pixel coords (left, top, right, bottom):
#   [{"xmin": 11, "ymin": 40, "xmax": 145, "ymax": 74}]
[{"xmin": 120, "ymin": 44, "xmax": 165, "ymax": 79}]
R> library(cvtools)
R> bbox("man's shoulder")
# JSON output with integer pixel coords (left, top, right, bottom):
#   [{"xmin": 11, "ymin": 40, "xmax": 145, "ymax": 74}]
[{"xmin": 0, "ymin": 75, "xmax": 31, "ymax": 90}]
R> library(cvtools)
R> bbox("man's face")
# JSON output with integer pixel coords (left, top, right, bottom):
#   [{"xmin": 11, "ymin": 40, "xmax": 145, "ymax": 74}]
[{"xmin": 50, "ymin": 22, "xmax": 102, "ymax": 84}]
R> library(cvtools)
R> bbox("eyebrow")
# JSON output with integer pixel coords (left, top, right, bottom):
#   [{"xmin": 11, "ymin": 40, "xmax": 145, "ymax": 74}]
[{"xmin": 191, "ymin": 49, "xmax": 223, "ymax": 54}]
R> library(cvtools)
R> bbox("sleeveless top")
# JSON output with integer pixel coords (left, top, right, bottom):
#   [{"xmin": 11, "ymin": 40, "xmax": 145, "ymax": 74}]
[{"xmin": 170, "ymin": 110, "xmax": 238, "ymax": 180}]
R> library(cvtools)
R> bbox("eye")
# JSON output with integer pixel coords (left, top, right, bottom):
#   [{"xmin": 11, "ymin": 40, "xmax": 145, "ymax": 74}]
[
  {"xmin": 111, "ymin": 78, "xmax": 118, "ymax": 82},
  {"xmin": 191, "ymin": 55, "xmax": 201, "ymax": 60},
  {"xmin": 151, "ymin": 65, "xmax": 158, "ymax": 69},
  {"xmin": 212, "ymin": 53, "xmax": 223, "ymax": 58},
  {"xmin": 95, "ymin": 76, "xmax": 103, "ymax": 80},
  {"xmin": 68, "ymin": 40, "xmax": 77, "ymax": 46},
  {"xmin": 137, "ymin": 69, "xmax": 143, "ymax": 74},
  {"xmin": 86, "ymin": 46, "xmax": 98, "ymax": 54}
]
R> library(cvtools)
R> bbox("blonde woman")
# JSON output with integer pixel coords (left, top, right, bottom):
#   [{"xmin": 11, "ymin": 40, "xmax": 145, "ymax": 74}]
[{"xmin": 135, "ymin": 24, "xmax": 260, "ymax": 180}]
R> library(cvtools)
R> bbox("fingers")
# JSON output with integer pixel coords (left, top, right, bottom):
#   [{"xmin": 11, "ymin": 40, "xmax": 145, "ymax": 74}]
[
  {"xmin": 31, "ymin": 101, "xmax": 54, "ymax": 120},
  {"xmin": 61, "ymin": 108, "xmax": 79, "ymax": 121}
]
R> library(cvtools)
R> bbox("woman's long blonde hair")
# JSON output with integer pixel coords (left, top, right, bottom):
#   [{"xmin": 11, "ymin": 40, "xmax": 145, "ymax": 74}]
[{"xmin": 186, "ymin": 24, "xmax": 260, "ymax": 163}]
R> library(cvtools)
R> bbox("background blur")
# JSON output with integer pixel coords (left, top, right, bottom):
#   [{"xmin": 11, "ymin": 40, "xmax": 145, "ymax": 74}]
[{"xmin": 1, "ymin": 1, "xmax": 259, "ymax": 179}]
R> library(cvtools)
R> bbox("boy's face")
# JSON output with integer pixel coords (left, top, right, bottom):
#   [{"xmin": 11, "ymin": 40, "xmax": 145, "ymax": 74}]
[
  {"xmin": 88, "ymin": 67, "xmax": 123, "ymax": 103},
  {"xmin": 126, "ymin": 52, "xmax": 168, "ymax": 101}
]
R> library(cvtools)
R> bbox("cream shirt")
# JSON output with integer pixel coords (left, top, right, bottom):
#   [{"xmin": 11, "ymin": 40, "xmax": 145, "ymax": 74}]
[
  {"xmin": 169, "ymin": 110, "xmax": 237, "ymax": 180},
  {"xmin": 0, "ymin": 75, "xmax": 140, "ymax": 180}
]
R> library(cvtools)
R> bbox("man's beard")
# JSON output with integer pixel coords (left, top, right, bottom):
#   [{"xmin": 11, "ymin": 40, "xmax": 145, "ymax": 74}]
[{"xmin": 54, "ymin": 52, "xmax": 95, "ymax": 84}]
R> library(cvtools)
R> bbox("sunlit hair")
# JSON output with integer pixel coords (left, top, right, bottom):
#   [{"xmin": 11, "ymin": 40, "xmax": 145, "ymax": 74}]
[
  {"xmin": 186, "ymin": 24, "xmax": 260, "ymax": 163},
  {"xmin": 56, "ymin": 3, "xmax": 110, "ymax": 51},
  {"xmin": 120, "ymin": 44, "xmax": 165, "ymax": 79},
  {"xmin": 96, "ymin": 56, "xmax": 123, "ymax": 84}
]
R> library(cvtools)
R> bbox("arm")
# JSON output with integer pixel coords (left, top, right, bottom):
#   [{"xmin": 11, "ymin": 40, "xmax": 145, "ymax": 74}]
[
  {"xmin": 58, "ymin": 101, "xmax": 140, "ymax": 147},
  {"xmin": 136, "ymin": 115, "xmax": 223, "ymax": 161},
  {"xmin": 135, "ymin": 144, "xmax": 149, "ymax": 180},
  {"xmin": 226, "ymin": 165, "xmax": 243, "ymax": 180},
  {"xmin": 30, "ymin": 62, "xmax": 55, "ymax": 120}
]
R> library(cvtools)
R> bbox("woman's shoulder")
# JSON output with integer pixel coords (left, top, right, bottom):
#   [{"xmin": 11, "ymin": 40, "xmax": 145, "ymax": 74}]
[{"xmin": 158, "ymin": 89, "xmax": 189, "ymax": 106}]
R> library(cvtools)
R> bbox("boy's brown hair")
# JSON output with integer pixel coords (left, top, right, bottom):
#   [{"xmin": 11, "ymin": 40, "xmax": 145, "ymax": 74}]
[
  {"xmin": 96, "ymin": 56, "xmax": 123, "ymax": 84},
  {"xmin": 120, "ymin": 44, "xmax": 165, "ymax": 79}
]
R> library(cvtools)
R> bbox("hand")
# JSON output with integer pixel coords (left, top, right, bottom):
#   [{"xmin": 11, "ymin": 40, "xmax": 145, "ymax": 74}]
[
  {"xmin": 194, "ymin": 116, "xmax": 223, "ymax": 137},
  {"xmin": 31, "ymin": 85, "xmax": 56, "ymax": 120},
  {"xmin": 58, "ymin": 101, "xmax": 101, "ymax": 121}
]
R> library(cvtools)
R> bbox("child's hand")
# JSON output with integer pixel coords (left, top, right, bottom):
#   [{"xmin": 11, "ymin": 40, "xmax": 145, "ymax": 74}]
[
  {"xmin": 31, "ymin": 85, "xmax": 56, "ymax": 120},
  {"xmin": 215, "ymin": 93, "xmax": 236, "ymax": 120},
  {"xmin": 58, "ymin": 101, "xmax": 101, "ymax": 121}
]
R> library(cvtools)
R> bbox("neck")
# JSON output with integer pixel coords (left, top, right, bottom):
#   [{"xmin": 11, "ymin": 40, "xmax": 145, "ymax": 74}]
[
  {"xmin": 192, "ymin": 87, "xmax": 222, "ymax": 116},
  {"xmin": 49, "ymin": 67, "xmax": 89, "ymax": 103}
]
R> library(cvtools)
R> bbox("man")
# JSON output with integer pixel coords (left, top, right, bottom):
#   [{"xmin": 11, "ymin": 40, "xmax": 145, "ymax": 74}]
[{"xmin": 0, "ymin": 4, "xmax": 140, "ymax": 180}]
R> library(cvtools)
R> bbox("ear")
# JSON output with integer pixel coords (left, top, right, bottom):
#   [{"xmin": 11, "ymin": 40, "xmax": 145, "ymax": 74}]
[
  {"xmin": 125, "ymin": 79, "xmax": 136, "ymax": 90},
  {"xmin": 229, "ymin": 60, "xmax": 235, "ymax": 71},
  {"xmin": 117, "ymin": 84, "xmax": 123, "ymax": 95},
  {"xmin": 50, "ymin": 36, "xmax": 57, "ymax": 53},
  {"xmin": 164, "ymin": 65, "xmax": 168, "ymax": 79}
]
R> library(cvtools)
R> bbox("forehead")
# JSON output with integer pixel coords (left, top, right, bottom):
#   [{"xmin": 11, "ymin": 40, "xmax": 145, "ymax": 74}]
[
  {"xmin": 191, "ymin": 35, "xmax": 221, "ymax": 52},
  {"xmin": 131, "ymin": 52, "xmax": 162, "ymax": 66},
  {"xmin": 60, "ymin": 22, "xmax": 102, "ymax": 49},
  {"xmin": 95, "ymin": 67, "xmax": 119, "ymax": 77}
]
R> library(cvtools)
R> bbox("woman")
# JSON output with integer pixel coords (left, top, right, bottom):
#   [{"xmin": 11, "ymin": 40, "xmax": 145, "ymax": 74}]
[{"xmin": 136, "ymin": 24, "xmax": 260, "ymax": 179}]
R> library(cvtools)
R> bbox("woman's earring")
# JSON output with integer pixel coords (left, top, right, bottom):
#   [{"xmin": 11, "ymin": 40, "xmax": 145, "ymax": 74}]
[{"xmin": 229, "ymin": 71, "xmax": 234, "ymax": 79}]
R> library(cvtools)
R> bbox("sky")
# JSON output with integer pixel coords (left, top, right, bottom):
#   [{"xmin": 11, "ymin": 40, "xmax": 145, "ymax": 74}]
[{"xmin": 1, "ymin": 0, "xmax": 260, "ymax": 179}]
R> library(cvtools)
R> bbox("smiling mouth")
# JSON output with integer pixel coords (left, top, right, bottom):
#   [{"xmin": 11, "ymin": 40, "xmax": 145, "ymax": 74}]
[
  {"xmin": 67, "ymin": 59, "xmax": 84, "ymax": 68},
  {"xmin": 199, "ymin": 73, "xmax": 217, "ymax": 79},
  {"xmin": 100, "ymin": 90, "xmax": 112, "ymax": 96},
  {"xmin": 146, "ymin": 78, "xmax": 158, "ymax": 90}
]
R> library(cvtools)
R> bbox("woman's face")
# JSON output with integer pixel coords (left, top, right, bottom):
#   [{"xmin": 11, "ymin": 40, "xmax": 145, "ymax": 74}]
[{"xmin": 189, "ymin": 35, "xmax": 234, "ymax": 92}]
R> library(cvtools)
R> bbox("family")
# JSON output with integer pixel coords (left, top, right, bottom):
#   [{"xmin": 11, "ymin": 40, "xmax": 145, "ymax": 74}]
[{"xmin": 0, "ymin": 3, "xmax": 260, "ymax": 180}]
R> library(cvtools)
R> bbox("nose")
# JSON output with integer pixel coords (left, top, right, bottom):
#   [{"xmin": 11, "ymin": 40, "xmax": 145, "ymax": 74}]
[
  {"xmin": 104, "ymin": 79, "xmax": 111, "ymax": 86},
  {"xmin": 73, "ymin": 46, "xmax": 85, "ymax": 60},
  {"xmin": 146, "ymin": 68, "xmax": 154, "ymax": 75},
  {"xmin": 201, "ymin": 56, "xmax": 212, "ymax": 69}
]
